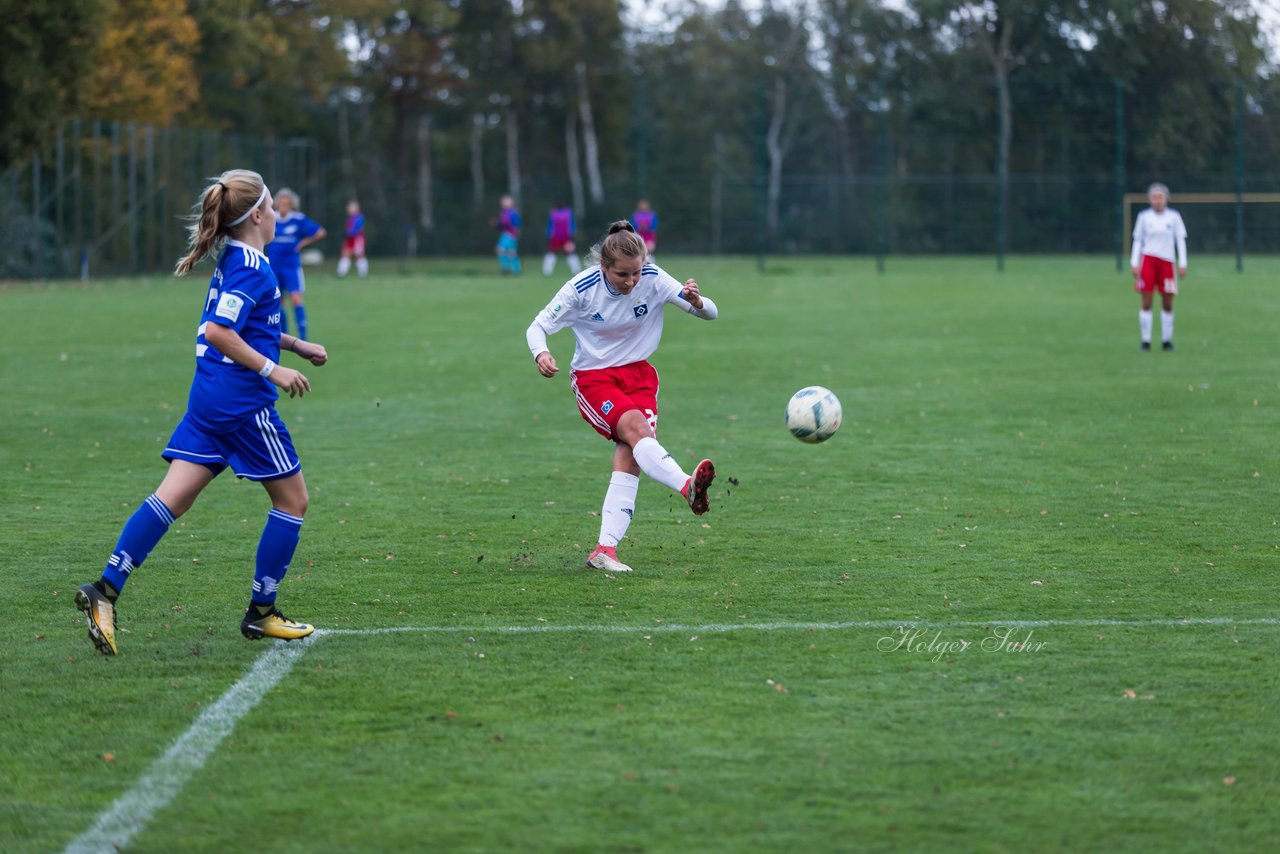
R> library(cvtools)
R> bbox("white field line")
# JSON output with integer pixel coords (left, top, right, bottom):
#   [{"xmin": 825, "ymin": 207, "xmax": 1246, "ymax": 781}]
[
  {"xmin": 316, "ymin": 616, "xmax": 1280, "ymax": 636},
  {"xmin": 63, "ymin": 637, "xmax": 314, "ymax": 854},
  {"xmin": 65, "ymin": 614, "xmax": 1278, "ymax": 852}
]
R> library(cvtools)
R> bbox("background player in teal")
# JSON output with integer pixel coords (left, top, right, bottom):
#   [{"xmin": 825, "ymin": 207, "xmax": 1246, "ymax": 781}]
[
  {"xmin": 267, "ymin": 187, "xmax": 326, "ymax": 340},
  {"xmin": 75, "ymin": 169, "xmax": 330, "ymax": 656},
  {"xmin": 492, "ymin": 194, "xmax": 522, "ymax": 275}
]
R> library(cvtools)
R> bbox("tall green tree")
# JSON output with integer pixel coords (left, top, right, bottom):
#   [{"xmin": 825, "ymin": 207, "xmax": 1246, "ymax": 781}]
[{"xmin": 0, "ymin": 0, "xmax": 104, "ymax": 168}]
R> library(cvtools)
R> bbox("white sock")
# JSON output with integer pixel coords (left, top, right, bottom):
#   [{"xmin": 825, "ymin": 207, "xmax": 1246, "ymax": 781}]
[
  {"xmin": 336, "ymin": 257, "xmax": 351, "ymax": 277},
  {"xmin": 567, "ymin": 254, "xmax": 581, "ymax": 274},
  {"xmin": 356, "ymin": 257, "xmax": 368, "ymax": 278},
  {"xmin": 1139, "ymin": 310, "xmax": 1153, "ymax": 344},
  {"xmin": 1161, "ymin": 310, "xmax": 1174, "ymax": 343},
  {"xmin": 542, "ymin": 253, "xmax": 556, "ymax": 276},
  {"xmin": 631, "ymin": 436, "xmax": 689, "ymax": 493},
  {"xmin": 598, "ymin": 471, "xmax": 639, "ymax": 547}
]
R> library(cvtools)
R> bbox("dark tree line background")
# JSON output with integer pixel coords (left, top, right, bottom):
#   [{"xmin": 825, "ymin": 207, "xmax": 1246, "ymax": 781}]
[{"xmin": 1, "ymin": 0, "xmax": 1275, "ymax": 273}]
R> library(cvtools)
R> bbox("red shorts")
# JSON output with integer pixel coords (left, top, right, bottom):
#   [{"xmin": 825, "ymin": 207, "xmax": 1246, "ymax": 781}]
[
  {"xmin": 548, "ymin": 237, "xmax": 575, "ymax": 254},
  {"xmin": 571, "ymin": 361, "xmax": 659, "ymax": 441},
  {"xmin": 342, "ymin": 235, "xmax": 365, "ymax": 256},
  {"xmin": 640, "ymin": 233, "xmax": 657, "ymax": 252},
  {"xmin": 1136, "ymin": 255, "xmax": 1177, "ymax": 295}
]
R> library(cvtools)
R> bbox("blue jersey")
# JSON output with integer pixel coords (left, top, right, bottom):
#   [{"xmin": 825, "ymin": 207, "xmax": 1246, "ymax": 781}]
[
  {"xmin": 189, "ymin": 240, "xmax": 283, "ymax": 432},
  {"xmin": 266, "ymin": 212, "xmax": 322, "ymax": 271}
]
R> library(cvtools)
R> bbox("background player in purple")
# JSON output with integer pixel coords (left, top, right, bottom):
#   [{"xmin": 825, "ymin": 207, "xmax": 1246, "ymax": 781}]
[
  {"xmin": 337, "ymin": 199, "xmax": 368, "ymax": 279},
  {"xmin": 266, "ymin": 187, "xmax": 326, "ymax": 339},
  {"xmin": 491, "ymin": 194, "xmax": 522, "ymax": 275},
  {"xmin": 74, "ymin": 169, "xmax": 330, "ymax": 655},
  {"xmin": 630, "ymin": 198, "xmax": 659, "ymax": 259},
  {"xmin": 542, "ymin": 200, "xmax": 582, "ymax": 277}
]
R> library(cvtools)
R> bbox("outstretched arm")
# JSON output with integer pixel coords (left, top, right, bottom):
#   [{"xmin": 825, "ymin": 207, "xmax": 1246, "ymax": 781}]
[
  {"xmin": 677, "ymin": 279, "xmax": 717, "ymax": 320},
  {"xmin": 205, "ymin": 323, "xmax": 314, "ymax": 398},
  {"xmin": 280, "ymin": 333, "xmax": 328, "ymax": 366}
]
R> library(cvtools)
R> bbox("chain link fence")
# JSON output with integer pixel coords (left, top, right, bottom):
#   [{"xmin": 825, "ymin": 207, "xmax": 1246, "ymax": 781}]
[{"xmin": 6, "ymin": 120, "xmax": 1280, "ymax": 280}]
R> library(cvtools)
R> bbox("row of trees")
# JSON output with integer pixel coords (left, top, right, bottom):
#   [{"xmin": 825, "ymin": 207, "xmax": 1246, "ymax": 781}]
[{"xmin": 2, "ymin": 0, "xmax": 1274, "ymax": 258}]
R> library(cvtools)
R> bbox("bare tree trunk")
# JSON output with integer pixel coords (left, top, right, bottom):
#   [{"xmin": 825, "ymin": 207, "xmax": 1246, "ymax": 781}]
[
  {"xmin": 417, "ymin": 114, "xmax": 434, "ymax": 232},
  {"xmin": 337, "ymin": 99, "xmax": 356, "ymax": 201},
  {"xmin": 505, "ymin": 104, "xmax": 522, "ymax": 208},
  {"xmin": 565, "ymin": 108, "xmax": 585, "ymax": 216},
  {"xmin": 469, "ymin": 112, "xmax": 485, "ymax": 205},
  {"xmin": 984, "ymin": 17, "xmax": 1015, "ymax": 266},
  {"xmin": 360, "ymin": 97, "xmax": 390, "ymax": 222},
  {"xmin": 575, "ymin": 62, "xmax": 604, "ymax": 204},
  {"xmin": 765, "ymin": 76, "xmax": 788, "ymax": 240},
  {"xmin": 393, "ymin": 99, "xmax": 412, "ymax": 256}
]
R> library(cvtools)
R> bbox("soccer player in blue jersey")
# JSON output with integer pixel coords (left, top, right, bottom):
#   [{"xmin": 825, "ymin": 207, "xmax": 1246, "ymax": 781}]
[
  {"xmin": 266, "ymin": 188, "xmax": 326, "ymax": 340},
  {"xmin": 75, "ymin": 169, "xmax": 330, "ymax": 655}
]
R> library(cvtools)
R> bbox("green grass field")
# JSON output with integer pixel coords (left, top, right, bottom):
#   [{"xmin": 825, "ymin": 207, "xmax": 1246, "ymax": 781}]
[{"xmin": 2, "ymin": 254, "xmax": 1278, "ymax": 852}]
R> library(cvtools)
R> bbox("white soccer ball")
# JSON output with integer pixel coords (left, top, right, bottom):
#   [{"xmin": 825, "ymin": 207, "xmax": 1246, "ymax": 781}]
[{"xmin": 785, "ymin": 386, "xmax": 842, "ymax": 443}]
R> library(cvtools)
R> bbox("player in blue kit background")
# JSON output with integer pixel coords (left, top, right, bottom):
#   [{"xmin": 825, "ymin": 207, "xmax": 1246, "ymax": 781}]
[
  {"xmin": 74, "ymin": 169, "xmax": 330, "ymax": 656},
  {"xmin": 266, "ymin": 187, "xmax": 326, "ymax": 340}
]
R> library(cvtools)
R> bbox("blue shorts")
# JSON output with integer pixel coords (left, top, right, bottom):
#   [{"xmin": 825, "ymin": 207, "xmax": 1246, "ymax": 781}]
[
  {"xmin": 274, "ymin": 265, "xmax": 305, "ymax": 294},
  {"xmin": 163, "ymin": 408, "xmax": 301, "ymax": 481}
]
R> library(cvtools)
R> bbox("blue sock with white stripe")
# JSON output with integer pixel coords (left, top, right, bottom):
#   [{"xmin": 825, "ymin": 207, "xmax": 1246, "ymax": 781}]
[
  {"xmin": 101, "ymin": 494, "xmax": 175, "ymax": 593},
  {"xmin": 252, "ymin": 509, "xmax": 304, "ymax": 607},
  {"xmin": 294, "ymin": 305, "xmax": 308, "ymax": 341}
]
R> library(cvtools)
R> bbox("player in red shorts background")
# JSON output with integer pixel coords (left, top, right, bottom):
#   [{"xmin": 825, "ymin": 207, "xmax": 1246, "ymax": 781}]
[
  {"xmin": 336, "ymin": 199, "xmax": 368, "ymax": 279},
  {"xmin": 525, "ymin": 221, "xmax": 719, "ymax": 574},
  {"xmin": 1130, "ymin": 183, "xmax": 1188, "ymax": 351}
]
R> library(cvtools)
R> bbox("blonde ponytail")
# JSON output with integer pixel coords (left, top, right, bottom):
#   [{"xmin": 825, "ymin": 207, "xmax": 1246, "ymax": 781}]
[{"xmin": 174, "ymin": 170, "xmax": 267, "ymax": 276}]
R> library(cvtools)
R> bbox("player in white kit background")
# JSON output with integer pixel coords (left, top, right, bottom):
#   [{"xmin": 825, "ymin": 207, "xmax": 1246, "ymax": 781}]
[
  {"xmin": 1130, "ymin": 182, "xmax": 1188, "ymax": 351},
  {"xmin": 74, "ymin": 169, "xmax": 330, "ymax": 655},
  {"xmin": 526, "ymin": 221, "xmax": 719, "ymax": 574}
]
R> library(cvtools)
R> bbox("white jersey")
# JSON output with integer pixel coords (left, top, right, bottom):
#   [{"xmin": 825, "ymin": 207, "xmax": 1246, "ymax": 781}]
[
  {"xmin": 1131, "ymin": 207, "xmax": 1188, "ymax": 268},
  {"xmin": 527, "ymin": 263, "xmax": 715, "ymax": 371}
]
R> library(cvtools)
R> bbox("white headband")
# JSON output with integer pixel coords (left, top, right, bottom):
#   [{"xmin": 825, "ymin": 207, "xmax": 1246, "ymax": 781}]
[{"xmin": 227, "ymin": 185, "xmax": 268, "ymax": 227}]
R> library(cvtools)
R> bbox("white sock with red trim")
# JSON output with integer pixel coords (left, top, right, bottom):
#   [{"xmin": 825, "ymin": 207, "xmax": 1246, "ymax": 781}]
[
  {"xmin": 598, "ymin": 471, "xmax": 639, "ymax": 547},
  {"xmin": 632, "ymin": 437, "xmax": 689, "ymax": 492}
]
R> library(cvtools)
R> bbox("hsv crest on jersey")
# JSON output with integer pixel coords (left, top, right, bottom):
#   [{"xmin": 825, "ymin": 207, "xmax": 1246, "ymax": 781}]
[
  {"xmin": 601, "ymin": 400, "xmax": 614, "ymax": 414},
  {"xmin": 633, "ymin": 304, "xmax": 648, "ymax": 318}
]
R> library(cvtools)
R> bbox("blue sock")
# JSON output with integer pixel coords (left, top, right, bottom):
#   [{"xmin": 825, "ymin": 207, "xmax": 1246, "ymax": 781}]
[
  {"xmin": 252, "ymin": 509, "xmax": 304, "ymax": 606},
  {"xmin": 294, "ymin": 305, "xmax": 308, "ymax": 341},
  {"xmin": 280, "ymin": 308, "xmax": 289, "ymax": 336},
  {"xmin": 101, "ymin": 494, "xmax": 175, "ymax": 593},
  {"xmin": 510, "ymin": 254, "xmax": 522, "ymax": 275}
]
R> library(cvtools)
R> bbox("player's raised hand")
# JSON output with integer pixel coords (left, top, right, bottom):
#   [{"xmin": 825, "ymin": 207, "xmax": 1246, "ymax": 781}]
[
  {"xmin": 294, "ymin": 339, "xmax": 328, "ymax": 366},
  {"xmin": 680, "ymin": 278, "xmax": 704, "ymax": 309},
  {"xmin": 535, "ymin": 351, "xmax": 558, "ymax": 378},
  {"xmin": 270, "ymin": 366, "xmax": 312, "ymax": 398}
]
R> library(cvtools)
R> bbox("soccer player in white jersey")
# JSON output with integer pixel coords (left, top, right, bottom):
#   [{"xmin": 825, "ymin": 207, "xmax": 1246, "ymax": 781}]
[
  {"xmin": 74, "ymin": 169, "xmax": 330, "ymax": 655},
  {"xmin": 1130, "ymin": 183, "xmax": 1188, "ymax": 351},
  {"xmin": 526, "ymin": 221, "xmax": 719, "ymax": 574}
]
